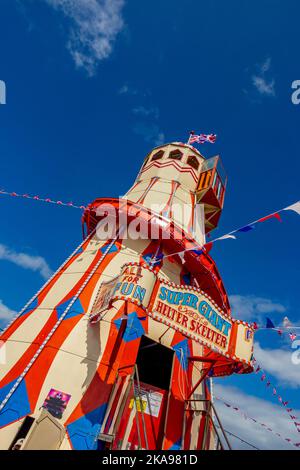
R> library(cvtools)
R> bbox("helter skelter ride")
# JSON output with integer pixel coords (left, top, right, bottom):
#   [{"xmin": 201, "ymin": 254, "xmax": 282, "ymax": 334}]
[{"xmin": 0, "ymin": 142, "xmax": 255, "ymax": 450}]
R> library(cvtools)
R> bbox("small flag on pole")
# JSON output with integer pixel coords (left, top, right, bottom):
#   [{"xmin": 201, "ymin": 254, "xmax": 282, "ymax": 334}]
[{"xmin": 188, "ymin": 131, "xmax": 217, "ymax": 145}]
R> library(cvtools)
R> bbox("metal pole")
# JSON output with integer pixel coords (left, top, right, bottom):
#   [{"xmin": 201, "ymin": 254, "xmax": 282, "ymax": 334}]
[
  {"xmin": 181, "ymin": 401, "xmax": 187, "ymax": 450},
  {"xmin": 132, "ymin": 381, "xmax": 142, "ymax": 450},
  {"xmin": 113, "ymin": 374, "xmax": 133, "ymax": 449},
  {"xmin": 134, "ymin": 364, "xmax": 149, "ymax": 450},
  {"xmin": 210, "ymin": 401, "xmax": 232, "ymax": 450},
  {"xmin": 201, "ymin": 400, "xmax": 211, "ymax": 450}
]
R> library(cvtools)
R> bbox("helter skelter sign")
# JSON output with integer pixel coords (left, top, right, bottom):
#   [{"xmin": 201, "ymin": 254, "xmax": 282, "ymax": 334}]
[
  {"xmin": 89, "ymin": 262, "xmax": 254, "ymax": 369},
  {"xmin": 152, "ymin": 285, "xmax": 231, "ymax": 351}
]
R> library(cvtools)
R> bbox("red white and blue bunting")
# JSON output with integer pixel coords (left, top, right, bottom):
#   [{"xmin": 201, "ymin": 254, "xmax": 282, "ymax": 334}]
[
  {"xmin": 0, "ymin": 189, "xmax": 87, "ymax": 210},
  {"xmin": 215, "ymin": 395, "xmax": 300, "ymax": 449},
  {"xmin": 159, "ymin": 200, "xmax": 300, "ymax": 262},
  {"xmin": 252, "ymin": 354, "xmax": 300, "ymax": 440}
]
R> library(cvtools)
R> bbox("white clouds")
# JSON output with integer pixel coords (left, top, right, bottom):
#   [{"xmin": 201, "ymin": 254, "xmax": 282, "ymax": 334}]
[
  {"xmin": 229, "ymin": 294, "xmax": 286, "ymax": 322},
  {"xmin": 0, "ymin": 300, "xmax": 17, "ymax": 321},
  {"xmin": 46, "ymin": 0, "xmax": 125, "ymax": 76},
  {"xmin": 118, "ymin": 84, "xmax": 151, "ymax": 97},
  {"xmin": 0, "ymin": 244, "xmax": 52, "ymax": 280},
  {"xmin": 119, "ymin": 84, "xmax": 130, "ymax": 94},
  {"xmin": 119, "ymin": 87, "xmax": 165, "ymax": 146},
  {"xmin": 254, "ymin": 341, "xmax": 300, "ymax": 388},
  {"xmin": 252, "ymin": 58, "xmax": 275, "ymax": 96},
  {"xmin": 214, "ymin": 383, "xmax": 300, "ymax": 449},
  {"xmin": 0, "ymin": 80, "xmax": 6, "ymax": 105},
  {"xmin": 118, "ymin": 81, "xmax": 164, "ymax": 145},
  {"xmin": 119, "ymin": 84, "xmax": 138, "ymax": 95},
  {"xmin": 132, "ymin": 122, "xmax": 165, "ymax": 147},
  {"xmin": 132, "ymin": 106, "xmax": 159, "ymax": 119},
  {"xmin": 119, "ymin": 83, "xmax": 165, "ymax": 146},
  {"xmin": 252, "ymin": 76, "xmax": 275, "ymax": 96},
  {"xmin": 118, "ymin": 82, "xmax": 164, "ymax": 145},
  {"xmin": 154, "ymin": 132, "xmax": 165, "ymax": 146},
  {"xmin": 260, "ymin": 57, "xmax": 272, "ymax": 74}
]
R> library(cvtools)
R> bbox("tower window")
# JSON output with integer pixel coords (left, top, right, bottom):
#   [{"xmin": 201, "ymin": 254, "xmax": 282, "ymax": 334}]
[
  {"xmin": 187, "ymin": 155, "xmax": 199, "ymax": 170},
  {"xmin": 169, "ymin": 150, "xmax": 182, "ymax": 161},
  {"xmin": 151, "ymin": 150, "xmax": 164, "ymax": 161}
]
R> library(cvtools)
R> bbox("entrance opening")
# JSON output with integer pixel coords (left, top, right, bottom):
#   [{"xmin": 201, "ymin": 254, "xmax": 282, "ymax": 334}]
[
  {"xmin": 136, "ymin": 336, "xmax": 174, "ymax": 390},
  {"xmin": 9, "ymin": 416, "xmax": 35, "ymax": 450}
]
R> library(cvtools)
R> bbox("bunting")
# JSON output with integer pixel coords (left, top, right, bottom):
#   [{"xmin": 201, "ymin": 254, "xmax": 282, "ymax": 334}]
[
  {"xmin": 0, "ymin": 189, "xmax": 87, "ymax": 211},
  {"xmin": 283, "ymin": 202, "xmax": 300, "ymax": 215},
  {"xmin": 155, "ymin": 199, "xmax": 300, "ymax": 263},
  {"xmin": 266, "ymin": 318, "xmax": 275, "ymax": 329},
  {"xmin": 252, "ymin": 354, "xmax": 300, "ymax": 437},
  {"xmin": 254, "ymin": 315, "xmax": 298, "ymax": 341},
  {"xmin": 215, "ymin": 395, "xmax": 300, "ymax": 449},
  {"xmin": 211, "ymin": 200, "xmax": 299, "ymax": 245},
  {"xmin": 283, "ymin": 316, "xmax": 293, "ymax": 328}
]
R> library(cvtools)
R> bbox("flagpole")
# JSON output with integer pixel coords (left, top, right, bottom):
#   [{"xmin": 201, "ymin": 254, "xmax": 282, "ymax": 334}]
[{"xmin": 187, "ymin": 130, "xmax": 194, "ymax": 145}]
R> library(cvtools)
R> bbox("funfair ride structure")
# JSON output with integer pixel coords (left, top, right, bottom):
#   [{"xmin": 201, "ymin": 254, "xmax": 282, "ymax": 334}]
[{"xmin": 0, "ymin": 142, "xmax": 254, "ymax": 450}]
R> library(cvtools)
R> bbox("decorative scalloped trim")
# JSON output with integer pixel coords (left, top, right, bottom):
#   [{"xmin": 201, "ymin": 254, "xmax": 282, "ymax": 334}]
[
  {"xmin": 112, "ymin": 295, "xmax": 252, "ymax": 368},
  {"xmin": 120, "ymin": 261, "xmax": 254, "ymax": 331}
]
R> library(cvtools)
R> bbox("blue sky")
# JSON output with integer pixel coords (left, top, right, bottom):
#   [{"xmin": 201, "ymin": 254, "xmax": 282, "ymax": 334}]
[{"xmin": 0, "ymin": 0, "xmax": 299, "ymax": 449}]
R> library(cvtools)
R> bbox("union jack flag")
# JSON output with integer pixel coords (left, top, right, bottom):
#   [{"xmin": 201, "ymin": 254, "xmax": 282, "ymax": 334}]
[{"xmin": 188, "ymin": 132, "xmax": 217, "ymax": 145}]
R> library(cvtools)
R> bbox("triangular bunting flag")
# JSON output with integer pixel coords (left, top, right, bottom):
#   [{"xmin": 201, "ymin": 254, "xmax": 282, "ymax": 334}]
[
  {"xmin": 283, "ymin": 201, "xmax": 300, "ymax": 215},
  {"xmin": 266, "ymin": 317, "xmax": 275, "ymax": 329},
  {"xmin": 237, "ymin": 224, "xmax": 256, "ymax": 233},
  {"xmin": 258, "ymin": 213, "xmax": 282, "ymax": 223},
  {"xmin": 215, "ymin": 234, "xmax": 237, "ymax": 242}
]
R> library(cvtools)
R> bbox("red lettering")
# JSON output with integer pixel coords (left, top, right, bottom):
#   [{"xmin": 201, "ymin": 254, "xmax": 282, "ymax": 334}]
[
  {"xmin": 156, "ymin": 301, "xmax": 165, "ymax": 315},
  {"xmin": 166, "ymin": 307, "xmax": 174, "ymax": 320},
  {"xmin": 164, "ymin": 305, "xmax": 171, "ymax": 318},
  {"xmin": 176, "ymin": 312, "xmax": 182, "ymax": 324},
  {"xmin": 206, "ymin": 327, "xmax": 212, "ymax": 341},
  {"xmin": 215, "ymin": 333, "xmax": 222, "ymax": 345},
  {"xmin": 181, "ymin": 315, "xmax": 188, "ymax": 328},
  {"xmin": 195, "ymin": 322, "xmax": 202, "ymax": 335},
  {"xmin": 212, "ymin": 330, "xmax": 217, "ymax": 342}
]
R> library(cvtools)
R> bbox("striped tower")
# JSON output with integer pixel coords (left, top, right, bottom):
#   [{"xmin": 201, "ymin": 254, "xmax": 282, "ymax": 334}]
[{"xmin": 0, "ymin": 142, "xmax": 254, "ymax": 450}]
